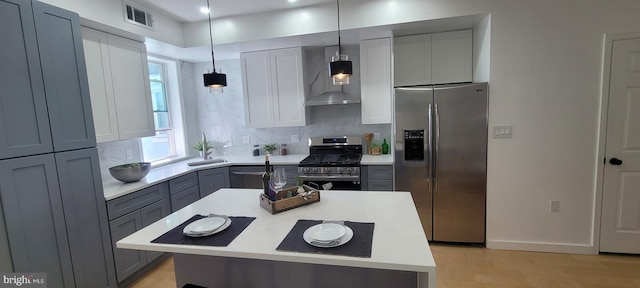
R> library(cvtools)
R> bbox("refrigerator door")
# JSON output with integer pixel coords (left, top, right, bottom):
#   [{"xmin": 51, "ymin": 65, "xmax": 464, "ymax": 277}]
[
  {"xmin": 394, "ymin": 86, "xmax": 434, "ymax": 240},
  {"xmin": 433, "ymin": 83, "xmax": 488, "ymax": 242}
]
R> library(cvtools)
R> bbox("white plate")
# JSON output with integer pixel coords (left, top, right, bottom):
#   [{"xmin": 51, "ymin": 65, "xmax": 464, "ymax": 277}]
[
  {"xmin": 183, "ymin": 216, "xmax": 226, "ymax": 234},
  {"xmin": 184, "ymin": 217, "xmax": 232, "ymax": 237},
  {"xmin": 305, "ymin": 223, "xmax": 347, "ymax": 242},
  {"xmin": 304, "ymin": 225, "xmax": 353, "ymax": 248}
]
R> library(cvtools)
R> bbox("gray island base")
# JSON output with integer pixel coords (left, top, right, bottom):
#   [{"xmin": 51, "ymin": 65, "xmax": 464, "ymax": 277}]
[
  {"xmin": 117, "ymin": 189, "xmax": 436, "ymax": 288},
  {"xmin": 174, "ymin": 254, "xmax": 419, "ymax": 288}
]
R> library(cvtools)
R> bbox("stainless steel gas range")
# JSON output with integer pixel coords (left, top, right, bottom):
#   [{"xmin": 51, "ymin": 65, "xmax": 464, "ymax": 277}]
[{"xmin": 298, "ymin": 136, "xmax": 363, "ymax": 190}]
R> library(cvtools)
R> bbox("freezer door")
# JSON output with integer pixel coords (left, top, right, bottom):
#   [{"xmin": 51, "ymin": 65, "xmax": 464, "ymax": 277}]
[
  {"xmin": 394, "ymin": 86, "xmax": 434, "ymax": 240},
  {"xmin": 433, "ymin": 83, "xmax": 488, "ymax": 243}
]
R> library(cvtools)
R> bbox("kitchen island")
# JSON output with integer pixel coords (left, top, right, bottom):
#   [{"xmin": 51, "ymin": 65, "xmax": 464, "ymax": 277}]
[{"xmin": 117, "ymin": 189, "xmax": 436, "ymax": 287}]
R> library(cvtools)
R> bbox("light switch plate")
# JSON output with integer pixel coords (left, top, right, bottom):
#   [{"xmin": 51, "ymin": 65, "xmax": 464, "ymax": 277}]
[
  {"xmin": 291, "ymin": 135, "xmax": 299, "ymax": 143},
  {"xmin": 493, "ymin": 125, "xmax": 513, "ymax": 138},
  {"xmin": 242, "ymin": 136, "xmax": 250, "ymax": 144}
]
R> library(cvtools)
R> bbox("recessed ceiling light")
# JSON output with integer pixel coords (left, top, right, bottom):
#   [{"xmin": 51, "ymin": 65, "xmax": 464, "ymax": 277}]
[
  {"xmin": 288, "ymin": 0, "xmax": 298, "ymax": 3},
  {"xmin": 200, "ymin": 7, "xmax": 210, "ymax": 14}
]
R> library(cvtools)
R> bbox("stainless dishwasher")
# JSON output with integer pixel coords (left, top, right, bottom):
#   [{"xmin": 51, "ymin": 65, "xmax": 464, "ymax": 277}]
[{"xmin": 229, "ymin": 166, "xmax": 264, "ymax": 188}]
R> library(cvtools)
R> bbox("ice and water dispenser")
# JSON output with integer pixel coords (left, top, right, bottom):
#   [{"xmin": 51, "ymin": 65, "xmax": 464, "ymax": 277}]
[{"xmin": 404, "ymin": 130, "xmax": 425, "ymax": 161}]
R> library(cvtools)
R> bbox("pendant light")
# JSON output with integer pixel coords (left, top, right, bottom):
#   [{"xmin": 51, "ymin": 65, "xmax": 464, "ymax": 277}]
[
  {"xmin": 329, "ymin": 0, "xmax": 352, "ymax": 85},
  {"xmin": 203, "ymin": 0, "xmax": 227, "ymax": 88}
]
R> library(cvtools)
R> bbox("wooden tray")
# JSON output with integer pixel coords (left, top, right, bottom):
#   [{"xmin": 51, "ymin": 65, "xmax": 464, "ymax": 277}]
[{"xmin": 259, "ymin": 185, "xmax": 320, "ymax": 214}]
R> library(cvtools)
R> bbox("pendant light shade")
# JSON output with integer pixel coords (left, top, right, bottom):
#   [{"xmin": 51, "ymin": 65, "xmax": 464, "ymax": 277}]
[
  {"xmin": 329, "ymin": 0, "xmax": 352, "ymax": 86},
  {"xmin": 203, "ymin": 0, "xmax": 227, "ymax": 88},
  {"xmin": 203, "ymin": 71, "xmax": 227, "ymax": 88}
]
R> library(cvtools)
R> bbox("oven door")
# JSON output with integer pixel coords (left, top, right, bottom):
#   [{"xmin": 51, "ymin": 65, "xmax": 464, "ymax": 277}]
[{"xmin": 298, "ymin": 175, "xmax": 361, "ymax": 190}]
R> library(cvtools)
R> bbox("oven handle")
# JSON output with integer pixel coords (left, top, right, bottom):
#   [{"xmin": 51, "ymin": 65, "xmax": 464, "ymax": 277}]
[
  {"xmin": 298, "ymin": 175, "xmax": 360, "ymax": 181},
  {"xmin": 231, "ymin": 172, "xmax": 265, "ymax": 176}
]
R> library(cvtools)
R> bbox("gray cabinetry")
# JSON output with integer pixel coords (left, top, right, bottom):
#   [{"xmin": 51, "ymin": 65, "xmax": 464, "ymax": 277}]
[
  {"xmin": 198, "ymin": 167, "xmax": 231, "ymax": 198},
  {"xmin": 107, "ymin": 183, "xmax": 170, "ymax": 282},
  {"xmin": 0, "ymin": 154, "xmax": 74, "ymax": 288},
  {"xmin": 0, "ymin": 0, "xmax": 95, "ymax": 160},
  {"xmin": 362, "ymin": 165, "xmax": 394, "ymax": 191},
  {"xmin": 0, "ymin": 0, "xmax": 53, "ymax": 159},
  {"xmin": 55, "ymin": 148, "xmax": 116, "ymax": 288},
  {"xmin": 33, "ymin": 2, "xmax": 95, "ymax": 152},
  {"xmin": 169, "ymin": 172, "xmax": 200, "ymax": 212}
]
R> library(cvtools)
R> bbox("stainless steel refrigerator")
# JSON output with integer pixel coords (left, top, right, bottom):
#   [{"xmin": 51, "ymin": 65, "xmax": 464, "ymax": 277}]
[{"xmin": 394, "ymin": 83, "xmax": 488, "ymax": 243}]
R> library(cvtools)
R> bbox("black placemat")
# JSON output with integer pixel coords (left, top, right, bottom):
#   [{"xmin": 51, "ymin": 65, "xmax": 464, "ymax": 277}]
[
  {"xmin": 151, "ymin": 215, "xmax": 255, "ymax": 247},
  {"xmin": 276, "ymin": 220, "xmax": 375, "ymax": 258}
]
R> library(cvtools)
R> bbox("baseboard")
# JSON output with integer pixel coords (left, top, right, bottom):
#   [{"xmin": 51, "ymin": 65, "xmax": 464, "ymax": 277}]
[{"xmin": 486, "ymin": 240, "xmax": 596, "ymax": 255}]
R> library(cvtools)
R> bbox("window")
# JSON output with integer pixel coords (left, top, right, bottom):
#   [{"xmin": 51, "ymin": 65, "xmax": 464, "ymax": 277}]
[{"xmin": 140, "ymin": 59, "xmax": 185, "ymax": 163}]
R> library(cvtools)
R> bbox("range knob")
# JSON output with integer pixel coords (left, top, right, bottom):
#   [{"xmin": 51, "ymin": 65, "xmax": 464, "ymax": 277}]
[
  {"xmin": 310, "ymin": 167, "xmax": 319, "ymax": 173},
  {"xmin": 302, "ymin": 167, "xmax": 310, "ymax": 173}
]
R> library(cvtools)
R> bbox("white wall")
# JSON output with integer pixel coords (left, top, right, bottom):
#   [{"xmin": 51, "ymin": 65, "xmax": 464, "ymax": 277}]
[
  {"xmin": 38, "ymin": 0, "xmax": 184, "ymax": 46},
  {"xmin": 177, "ymin": 0, "xmax": 640, "ymax": 253}
]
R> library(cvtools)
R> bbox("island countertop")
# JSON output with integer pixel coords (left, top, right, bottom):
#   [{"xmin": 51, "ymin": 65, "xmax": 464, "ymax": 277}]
[{"xmin": 117, "ymin": 189, "xmax": 436, "ymax": 287}]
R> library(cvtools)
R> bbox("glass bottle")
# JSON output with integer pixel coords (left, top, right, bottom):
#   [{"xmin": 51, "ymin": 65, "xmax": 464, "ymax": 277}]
[{"xmin": 382, "ymin": 139, "xmax": 389, "ymax": 154}]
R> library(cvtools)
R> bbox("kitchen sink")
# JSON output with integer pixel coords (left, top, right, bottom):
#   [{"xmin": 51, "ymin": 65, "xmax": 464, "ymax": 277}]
[{"xmin": 187, "ymin": 158, "xmax": 227, "ymax": 166}]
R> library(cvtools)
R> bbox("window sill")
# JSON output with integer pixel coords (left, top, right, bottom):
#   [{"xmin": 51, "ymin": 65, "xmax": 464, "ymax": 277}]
[{"xmin": 150, "ymin": 156, "xmax": 190, "ymax": 169}]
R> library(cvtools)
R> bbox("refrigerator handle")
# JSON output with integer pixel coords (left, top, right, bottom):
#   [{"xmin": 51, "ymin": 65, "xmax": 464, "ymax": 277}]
[
  {"xmin": 428, "ymin": 104, "xmax": 433, "ymax": 194},
  {"xmin": 434, "ymin": 103, "xmax": 440, "ymax": 193}
]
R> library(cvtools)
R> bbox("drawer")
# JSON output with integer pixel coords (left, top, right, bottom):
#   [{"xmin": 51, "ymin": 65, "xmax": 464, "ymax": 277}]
[
  {"xmin": 107, "ymin": 182, "xmax": 169, "ymax": 220},
  {"xmin": 367, "ymin": 165, "xmax": 393, "ymax": 180},
  {"xmin": 368, "ymin": 180, "xmax": 394, "ymax": 191},
  {"xmin": 170, "ymin": 185, "xmax": 200, "ymax": 212},
  {"xmin": 169, "ymin": 172, "xmax": 198, "ymax": 194}
]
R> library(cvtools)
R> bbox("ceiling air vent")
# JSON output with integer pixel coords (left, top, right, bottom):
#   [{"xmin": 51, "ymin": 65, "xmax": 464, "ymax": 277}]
[{"xmin": 123, "ymin": 2, "xmax": 154, "ymax": 30}]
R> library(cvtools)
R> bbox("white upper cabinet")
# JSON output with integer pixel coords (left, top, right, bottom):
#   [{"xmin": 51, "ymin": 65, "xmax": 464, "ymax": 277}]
[
  {"xmin": 394, "ymin": 34, "xmax": 432, "ymax": 87},
  {"xmin": 431, "ymin": 30, "xmax": 473, "ymax": 84},
  {"xmin": 241, "ymin": 47, "xmax": 306, "ymax": 128},
  {"xmin": 394, "ymin": 30, "xmax": 472, "ymax": 86},
  {"xmin": 360, "ymin": 38, "xmax": 392, "ymax": 124},
  {"xmin": 82, "ymin": 27, "xmax": 155, "ymax": 143}
]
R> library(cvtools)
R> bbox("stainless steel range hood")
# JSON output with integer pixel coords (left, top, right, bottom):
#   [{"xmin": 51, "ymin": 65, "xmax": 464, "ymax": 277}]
[
  {"xmin": 304, "ymin": 88, "xmax": 361, "ymax": 106},
  {"xmin": 304, "ymin": 46, "xmax": 360, "ymax": 107}
]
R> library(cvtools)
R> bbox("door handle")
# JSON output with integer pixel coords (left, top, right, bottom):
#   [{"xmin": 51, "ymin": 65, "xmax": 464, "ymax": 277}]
[{"xmin": 609, "ymin": 158, "xmax": 623, "ymax": 165}]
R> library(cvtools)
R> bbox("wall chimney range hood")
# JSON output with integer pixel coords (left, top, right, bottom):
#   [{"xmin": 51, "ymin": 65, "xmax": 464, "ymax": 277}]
[{"xmin": 304, "ymin": 46, "xmax": 360, "ymax": 106}]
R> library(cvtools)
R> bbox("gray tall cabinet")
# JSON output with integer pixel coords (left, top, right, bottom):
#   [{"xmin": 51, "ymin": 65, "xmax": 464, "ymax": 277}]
[{"xmin": 0, "ymin": 0, "xmax": 116, "ymax": 287}]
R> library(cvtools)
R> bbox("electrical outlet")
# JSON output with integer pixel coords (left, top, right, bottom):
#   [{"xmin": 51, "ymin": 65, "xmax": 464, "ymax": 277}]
[
  {"xmin": 550, "ymin": 200, "xmax": 560, "ymax": 212},
  {"xmin": 126, "ymin": 149, "xmax": 133, "ymax": 160},
  {"xmin": 493, "ymin": 125, "xmax": 513, "ymax": 138},
  {"xmin": 291, "ymin": 135, "xmax": 299, "ymax": 143},
  {"xmin": 374, "ymin": 133, "xmax": 380, "ymax": 141},
  {"xmin": 242, "ymin": 136, "xmax": 250, "ymax": 144}
]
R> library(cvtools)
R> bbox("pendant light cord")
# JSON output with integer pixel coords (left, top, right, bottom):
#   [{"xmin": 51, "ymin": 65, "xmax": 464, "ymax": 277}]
[
  {"xmin": 207, "ymin": 0, "xmax": 216, "ymax": 73},
  {"xmin": 336, "ymin": 0, "xmax": 342, "ymax": 55}
]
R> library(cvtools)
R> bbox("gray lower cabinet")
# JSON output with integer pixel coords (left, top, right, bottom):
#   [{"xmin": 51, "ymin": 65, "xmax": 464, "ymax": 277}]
[
  {"xmin": 198, "ymin": 167, "xmax": 231, "ymax": 198},
  {"xmin": 362, "ymin": 165, "xmax": 394, "ymax": 191},
  {"xmin": 107, "ymin": 183, "xmax": 170, "ymax": 282},
  {"xmin": 55, "ymin": 148, "xmax": 116, "ymax": 288},
  {"xmin": 169, "ymin": 172, "xmax": 200, "ymax": 212},
  {"xmin": 0, "ymin": 154, "xmax": 74, "ymax": 288}
]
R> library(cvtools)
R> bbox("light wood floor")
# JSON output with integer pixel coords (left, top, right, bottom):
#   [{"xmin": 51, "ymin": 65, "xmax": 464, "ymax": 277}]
[{"xmin": 129, "ymin": 244, "xmax": 640, "ymax": 288}]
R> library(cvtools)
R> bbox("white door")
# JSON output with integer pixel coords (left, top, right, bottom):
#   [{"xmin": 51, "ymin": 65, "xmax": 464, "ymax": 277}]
[{"xmin": 600, "ymin": 38, "xmax": 640, "ymax": 253}]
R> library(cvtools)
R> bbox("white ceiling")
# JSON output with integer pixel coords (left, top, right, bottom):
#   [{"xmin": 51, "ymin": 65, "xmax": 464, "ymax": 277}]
[{"xmin": 132, "ymin": 0, "xmax": 336, "ymax": 23}]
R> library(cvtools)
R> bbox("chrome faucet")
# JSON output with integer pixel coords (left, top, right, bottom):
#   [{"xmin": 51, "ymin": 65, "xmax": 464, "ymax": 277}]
[{"xmin": 202, "ymin": 132, "xmax": 208, "ymax": 160}]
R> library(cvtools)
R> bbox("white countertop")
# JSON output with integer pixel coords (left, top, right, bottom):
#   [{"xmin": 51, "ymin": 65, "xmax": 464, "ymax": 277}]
[
  {"xmin": 117, "ymin": 189, "xmax": 435, "ymax": 285},
  {"xmin": 103, "ymin": 154, "xmax": 393, "ymax": 201}
]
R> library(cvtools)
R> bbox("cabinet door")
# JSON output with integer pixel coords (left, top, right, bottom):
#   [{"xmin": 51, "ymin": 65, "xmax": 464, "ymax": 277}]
[
  {"xmin": 171, "ymin": 185, "xmax": 200, "ymax": 212},
  {"xmin": 82, "ymin": 27, "xmax": 120, "ymax": 142},
  {"xmin": 431, "ymin": 30, "xmax": 472, "ymax": 84},
  {"xmin": 33, "ymin": 2, "xmax": 96, "ymax": 151},
  {"xmin": 107, "ymin": 34, "xmax": 155, "ymax": 139},
  {"xmin": 55, "ymin": 148, "xmax": 116, "ymax": 288},
  {"xmin": 241, "ymin": 51, "xmax": 274, "ymax": 128},
  {"xmin": 0, "ymin": 0, "xmax": 53, "ymax": 159},
  {"xmin": 169, "ymin": 172, "xmax": 198, "ymax": 193},
  {"xmin": 198, "ymin": 167, "xmax": 231, "ymax": 198},
  {"xmin": 270, "ymin": 47, "xmax": 306, "ymax": 127},
  {"xmin": 110, "ymin": 211, "xmax": 146, "ymax": 282},
  {"xmin": 0, "ymin": 154, "xmax": 74, "ymax": 288},
  {"xmin": 360, "ymin": 38, "xmax": 392, "ymax": 124},
  {"xmin": 393, "ymin": 34, "xmax": 432, "ymax": 87},
  {"xmin": 140, "ymin": 199, "xmax": 170, "ymax": 263}
]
